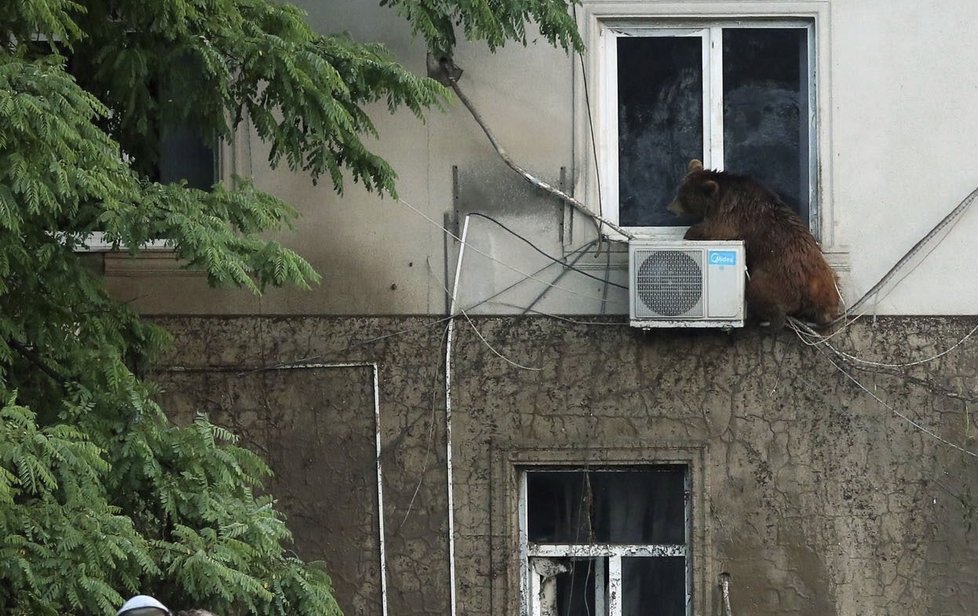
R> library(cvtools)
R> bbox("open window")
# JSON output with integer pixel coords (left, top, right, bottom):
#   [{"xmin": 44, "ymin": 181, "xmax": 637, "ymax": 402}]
[
  {"xmin": 519, "ymin": 466, "xmax": 691, "ymax": 616},
  {"xmin": 594, "ymin": 20, "xmax": 817, "ymax": 237}
]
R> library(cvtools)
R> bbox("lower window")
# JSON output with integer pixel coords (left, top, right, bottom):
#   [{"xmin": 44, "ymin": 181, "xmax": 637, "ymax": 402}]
[{"xmin": 520, "ymin": 466, "xmax": 691, "ymax": 616}]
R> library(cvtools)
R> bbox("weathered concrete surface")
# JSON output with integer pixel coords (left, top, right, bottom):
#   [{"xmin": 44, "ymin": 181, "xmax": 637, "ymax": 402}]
[{"xmin": 151, "ymin": 316, "xmax": 978, "ymax": 616}]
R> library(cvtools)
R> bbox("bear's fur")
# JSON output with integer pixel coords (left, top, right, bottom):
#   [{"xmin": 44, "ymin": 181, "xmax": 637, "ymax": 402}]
[{"xmin": 666, "ymin": 159, "xmax": 840, "ymax": 327}]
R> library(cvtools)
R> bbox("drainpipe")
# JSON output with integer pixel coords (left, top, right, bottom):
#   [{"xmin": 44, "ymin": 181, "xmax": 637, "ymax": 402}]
[{"xmin": 444, "ymin": 215, "xmax": 470, "ymax": 616}]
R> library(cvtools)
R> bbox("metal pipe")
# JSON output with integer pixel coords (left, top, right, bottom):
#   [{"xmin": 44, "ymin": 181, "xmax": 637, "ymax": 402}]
[
  {"xmin": 445, "ymin": 215, "xmax": 470, "ymax": 616},
  {"xmin": 162, "ymin": 361, "xmax": 390, "ymax": 616},
  {"xmin": 720, "ymin": 572, "xmax": 733, "ymax": 616}
]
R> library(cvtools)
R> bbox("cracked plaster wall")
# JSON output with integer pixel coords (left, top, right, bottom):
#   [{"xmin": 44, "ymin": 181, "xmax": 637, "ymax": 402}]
[{"xmin": 151, "ymin": 316, "xmax": 978, "ymax": 616}]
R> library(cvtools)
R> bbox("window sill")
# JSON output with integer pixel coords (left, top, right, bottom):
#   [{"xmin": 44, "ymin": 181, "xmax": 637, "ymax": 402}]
[
  {"xmin": 102, "ymin": 251, "xmax": 202, "ymax": 277},
  {"xmin": 68, "ymin": 232, "xmax": 173, "ymax": 253}
]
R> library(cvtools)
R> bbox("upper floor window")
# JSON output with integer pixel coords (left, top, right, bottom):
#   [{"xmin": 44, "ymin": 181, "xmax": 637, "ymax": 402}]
[
  {"xmin": 595, "ymin": 20, "xmax": 817, "ymax": 236},
  {"xmin": 23, "ymin": 38, "xmax": 218, "ymax": 193},
  {"xmin": 520, "ymin": 466, "xmax": 690, "ymax": 616}
]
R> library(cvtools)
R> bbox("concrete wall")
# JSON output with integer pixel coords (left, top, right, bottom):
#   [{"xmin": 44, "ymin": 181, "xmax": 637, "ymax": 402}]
[
  {"xmin": 98, "ymin": 0, "xmax": 978, "ymax": 318},
  {"xmin": 152, "ymin": 315, "xmax": 978, "ymax": 616}
]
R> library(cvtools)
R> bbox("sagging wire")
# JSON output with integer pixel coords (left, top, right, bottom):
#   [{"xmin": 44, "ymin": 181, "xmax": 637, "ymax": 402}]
[
  {"xmin": 467, "ymin": 212, "xmax": 627, "ymax": 290},
  {"xmin": 488, "ymin": 301, "xmax": 627, "ymax": 326},
  {"xmin": 804, "ymin": 322, "xmax": 978, "ymax": 370},
  {"xmin": 793, "ymin": 179, "xmax": 978, "ymax": 381},
  {"xmin": 839, "ymin": 183, "xmax": 978, "ymax": 321},
  {"xmin": 436, "ymin": 262, "xmax": 544, "ymax": 372},
  {"xmin": 787, "ymin": 318, "xmax": 978, "ymax": 459},
  {"xmin": 237, "ymin": 239, "xmax": 607, "ymax": 375},
  {"xmin": 517, "ymin": 235, "xmax": 618, "ymax": 318},
  {"xmin": 397, "ymin": 196, "xmax": 619, "ymax": 305},
  {"xmin": 361, "ymin": 239, "xmax": 604, "ymax": 348}
]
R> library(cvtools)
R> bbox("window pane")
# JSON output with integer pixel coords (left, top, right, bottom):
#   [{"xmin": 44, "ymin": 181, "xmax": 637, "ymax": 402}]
[
  {"xmin": 722, "ymin": 28, "xmax": 810, "ymax": 223},
  {"xmin": 618, "ymin": 36, "xmax": 703, "ymax": 227},
  {"xmin": 159, "ymin": 124, "xmax": 216, "ymax": 190},
  {"xmin": 159, "ymin": 56, "xmax": 217, "ymax": 190},
  {"xmin": 552, "ymin": 558, "xmax": 601, "ymax": 616},
  {"xmin": 527, "ymin": 471, "xmax": 592, "ymax": 543},
  {"xmin": 621, "ymin": 557, "xmax": 687, "ymax": 616},
  {"xmin": 527, "ymin": 467, "xmax": 688, "ymax": 544},
  {"xmin": 592, "ymin": 467, "xmax": 687, "ymax": 544}
]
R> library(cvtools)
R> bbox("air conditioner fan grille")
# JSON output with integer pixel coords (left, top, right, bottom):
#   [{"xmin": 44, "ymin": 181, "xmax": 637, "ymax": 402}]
[{"xmin": 636, "ymin": 250, "xmax": 703, "ymax": 316}]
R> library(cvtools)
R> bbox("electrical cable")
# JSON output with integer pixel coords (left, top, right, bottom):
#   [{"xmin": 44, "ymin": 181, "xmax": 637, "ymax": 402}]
[
  {"xmin": 397, "ymin": 197, "xmax": 620, "ymax": 304},
  {"xmin": 433, "ymin": 246, "xmax": 543, "ymax": 371},
  {"xmin": 236, "ymin": 240, "xmax": 606, "ymax": 375},
  {"xmin": 572, "ymin": 3, "xmax": 605, "ymax": 221},
  {"xmin": 445, "ymin": 74, "xmax": 634, "ymax": 240},
  {"xmin": 814, "ymin": 323, "xmax": 978, "ymax": 370},
  {"xmin": 788, "ymin": 319, "xmax": 978, "ymax": 459},
  {"xmin": 835, "ymin": 183, "xmax": 978, "ymax": 323},
  {"xmin": 486, "ymin": 301, "xmax": 627, "ymax": 325},
  {"xmin": 466, "ymin": 212, "xmax": 628, "ymax": 290},
  {"xmin": 520, "ymin": 235, "xmax": 604, "ymax": 318}
]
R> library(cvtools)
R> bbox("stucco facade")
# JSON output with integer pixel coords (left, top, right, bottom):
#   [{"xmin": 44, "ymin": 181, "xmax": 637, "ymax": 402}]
[{"xmin": 153, "ymin": 316, "xmax": 978, "ymax": 616}]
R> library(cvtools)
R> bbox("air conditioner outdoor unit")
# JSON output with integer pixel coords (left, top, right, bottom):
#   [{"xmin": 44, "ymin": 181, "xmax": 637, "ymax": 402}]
[{"xmin": 629, "ymin": 239, "xmax": 746, "ymax": 328}]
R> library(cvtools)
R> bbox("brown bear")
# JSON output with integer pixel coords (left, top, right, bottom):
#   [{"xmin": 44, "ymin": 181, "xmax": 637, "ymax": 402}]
[{"xmin": 666, "ymin": 159, "xmax": 839, "ymax": 327}]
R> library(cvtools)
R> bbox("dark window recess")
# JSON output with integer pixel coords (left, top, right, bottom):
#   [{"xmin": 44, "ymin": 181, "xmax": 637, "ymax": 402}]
[
  {"xmin": 155, "ymin": 54, "xmax": 217, "ymax": 190},
  {"xmin": 622, "ymin": 557, "xmax": 687, "ymax": 616},
  {"xmin": 158, "ymin": 122, "xmax": 216, "ymax": 190},
  {"xmin": 527, "ymin": 467, "xmax": 687, "ymax": 544},
  {"xmin": 723, "ymin": 28, "xmax": 809, "ymax": 221},
  {"xmin": 526, "ymin": 466, "xmax": 690, "ymax": 616},
  {"xmin": 553, "ymin": 558, "xmax": 599, "ymax": 616},
  {"xmin": 24, "ymin": 40, "xmax": 216, "ymax": 191},
  {"xmin": 617, "ymin": 36, "xmax": 703, "ymax": 227}
]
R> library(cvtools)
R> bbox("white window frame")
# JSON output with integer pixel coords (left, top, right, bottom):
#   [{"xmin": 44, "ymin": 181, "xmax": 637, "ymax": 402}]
[
  {"xmin": 575, "ymin": 1, "xmax": 839, "ymax": 257},
  {"xmin": 518, "ymin": 466, "xmax": 692, "ymax": 616}
]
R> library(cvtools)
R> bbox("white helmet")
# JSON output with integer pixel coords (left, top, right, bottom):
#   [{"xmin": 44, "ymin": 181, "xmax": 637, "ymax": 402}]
[{"xmin": 117, "ymin": 594, "xmax": 171, "ymax": 616}]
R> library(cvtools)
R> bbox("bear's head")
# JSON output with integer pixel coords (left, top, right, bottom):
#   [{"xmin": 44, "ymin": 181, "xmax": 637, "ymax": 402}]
[{"xmin": 666, "ymin": 159, "xmax": 720, "ymax": 219}]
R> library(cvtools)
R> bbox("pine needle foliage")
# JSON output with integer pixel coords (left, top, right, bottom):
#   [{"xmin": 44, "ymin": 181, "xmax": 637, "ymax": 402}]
[{"xmin": 0, "ymin": 0, "xmax": 582, "ymax": 614}]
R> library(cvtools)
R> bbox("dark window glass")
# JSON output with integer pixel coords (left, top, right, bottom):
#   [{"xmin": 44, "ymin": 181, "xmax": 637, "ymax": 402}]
[
  {"xmin": 527, "ymin": 470, "xmax": 591, "ymax": 543},
  {"xmin": 527, "ymin": 467, "xmax": 687, "ymax": 544},
  {"xmin": 722, "ymin": 28, "xmax": 809, "ymax": 221},
  {"xmin": 157, "ymin": 56, "xmax": 217, "ymax": 190},
  {"xmin": 621, "ymin": 557, "xmax": 687, "ymax": 616},
  {"xmin": 618, "ymin": 36, "xmax": 703, "ymax": 227},
  {"xmin": 592, "ymin": 468, "xmax": 686, "ymax": 544},
  {"xmin": 552, "ymin": 558, "xmax": 599, "ymax": 616},
  {"xmin": 159, "ymin": 123, "xmax": 216, "ymax": 190},
  {"xmin": 26, "ymin": 40, "xmax": 216, "ymax": 191}
]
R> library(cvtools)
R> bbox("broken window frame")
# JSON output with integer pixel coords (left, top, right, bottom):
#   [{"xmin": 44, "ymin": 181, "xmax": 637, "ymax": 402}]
[{"xmin": 518, "ymin": 466, "xmax": 692, "ymax": 616}]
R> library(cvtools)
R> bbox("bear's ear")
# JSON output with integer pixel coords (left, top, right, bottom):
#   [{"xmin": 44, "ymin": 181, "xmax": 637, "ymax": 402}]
[
  {"xmin": 701, "ymin": 180, "xmax": 719, "ymax": 198},
  {"xmin": 688, "ymin": 159, "xmax": 704, "ymax": 172}
]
